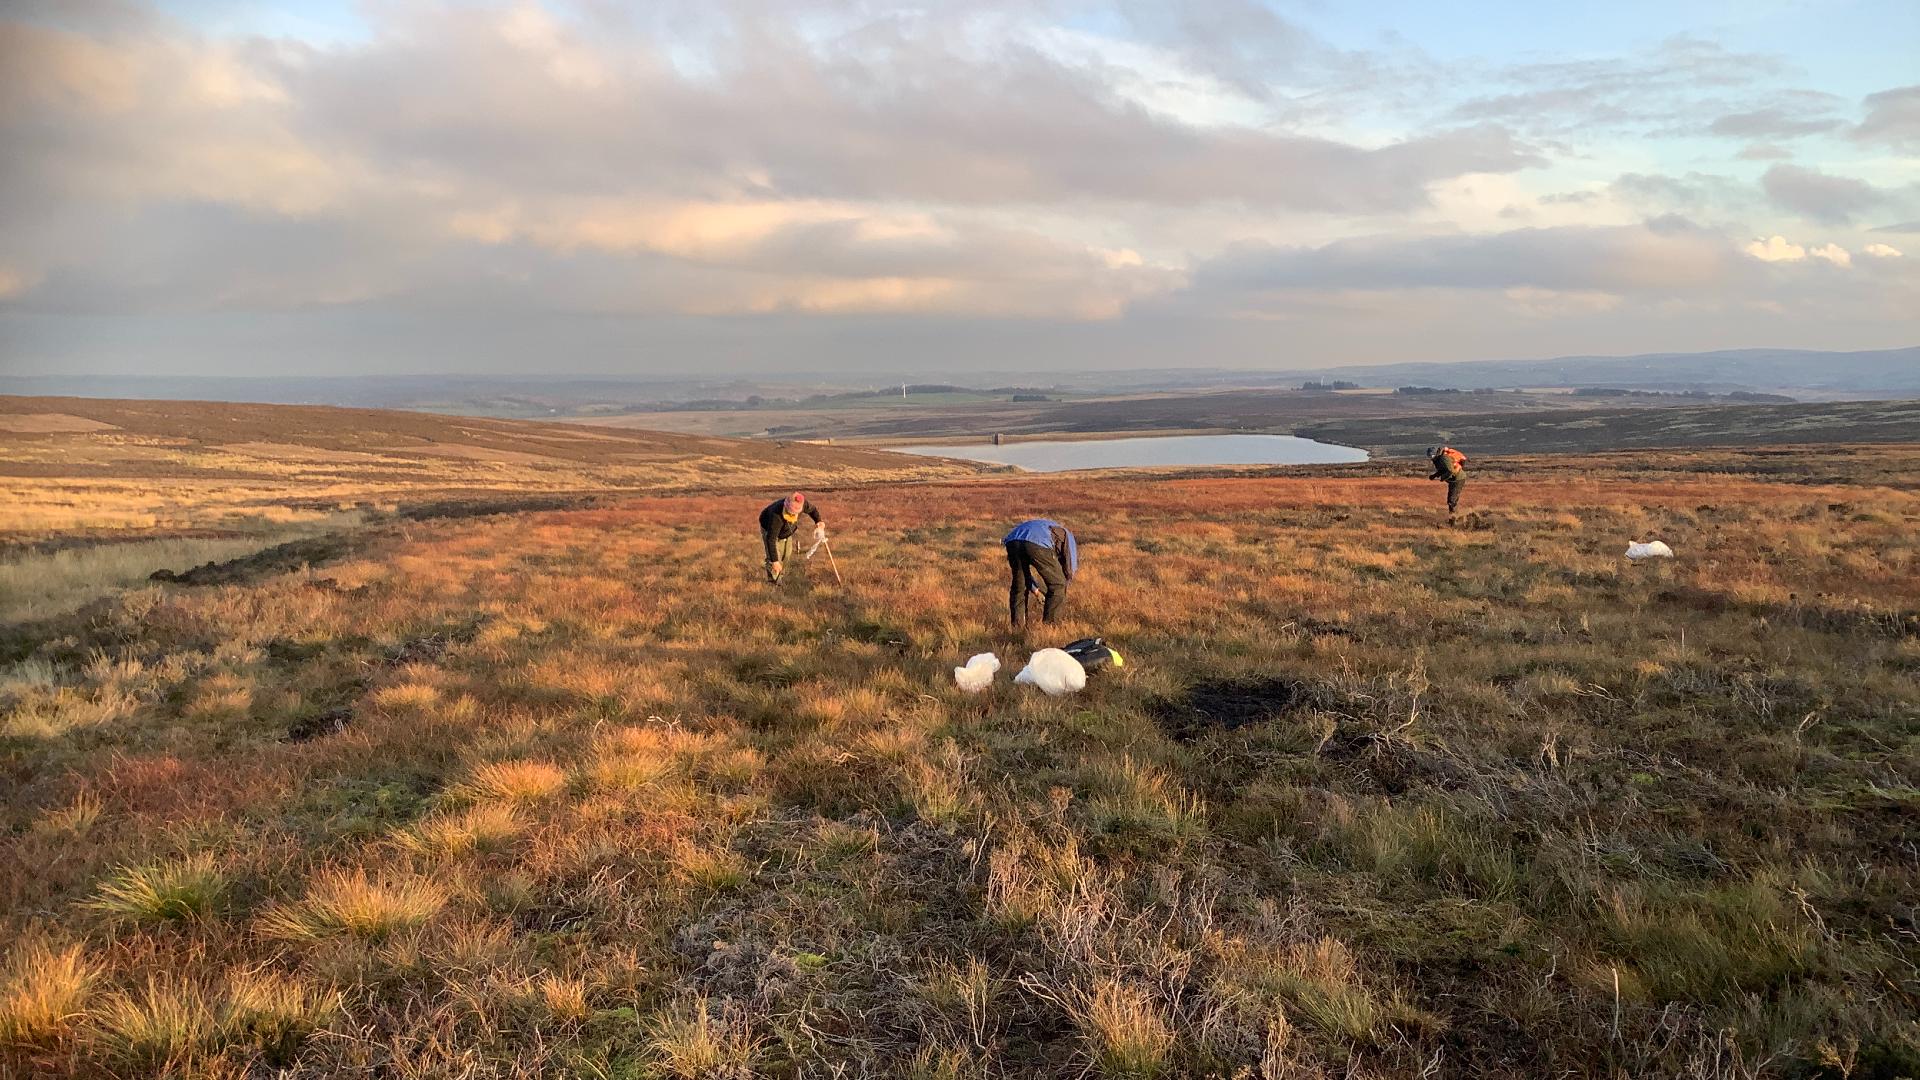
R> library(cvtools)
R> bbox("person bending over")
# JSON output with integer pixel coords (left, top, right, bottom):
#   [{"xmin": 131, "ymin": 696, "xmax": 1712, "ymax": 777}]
[
  {"xmin": 1003, "ymin": 518, "xmax": 1077, "ymax": 629},
  {"xmin": 760, "ymin": 492, "xmax": 824, "ymax": 583},
  {"xmin": 1427, "ymin": 445, "xmax": 1467, "ymax": 521}
]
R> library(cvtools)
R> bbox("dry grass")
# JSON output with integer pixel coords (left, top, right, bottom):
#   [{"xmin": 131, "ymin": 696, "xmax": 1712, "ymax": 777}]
[
  {"xmin": 258, "ymin": 869, "xmax": 447, "ymax": 941},
  {"xmin": 0, "ymin": 940, "xmax": 98, "ymax": 1046},
  {"xmin": 0, "ymin": 518, "xmax": 365, "ymax": 623},
  {"xmin": 222, "ymin": 969, "xmax": 340, "ymax": 1064},
  {"xmin": 462, "ymin": 759, "xmax": 570, "ymax": 803},
  {"xmin": 397, "ymin": 804, "xmax": 526, "ymax": 859},
  {"xmin": 1073, "ymin": 979, "xmax": 1175, "ymax": 1078},
  {"xmin": 646, "ymin": 994, "xmax": 760, "ymax": 1078},
  {"xmin": 88, "ymin": 852, "xmax": 230, "ymax": 924},
  {"xmin": 90, "ymin": 975, "xmax": 220, "ymax": 1066},
  {"xmin": 2, "ymin": 446, "xmax": 1917, "ymax": 1077}
]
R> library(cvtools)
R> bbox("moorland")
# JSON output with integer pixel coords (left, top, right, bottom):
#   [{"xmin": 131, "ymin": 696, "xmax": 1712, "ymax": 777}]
[{"xmin": 1, "ymin": 398, "xmax": 1917, "ymax": 1079}]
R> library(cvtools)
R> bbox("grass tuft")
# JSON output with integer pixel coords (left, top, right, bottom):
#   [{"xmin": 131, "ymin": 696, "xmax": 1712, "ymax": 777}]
[
  {"xmin": 0, "ymin": 939, "xmax": 99, "ymax": 1045},
  {"xmin": 672, "ymin": 842, "xmax": 750, "ymax": 891},
  {"xmin": 88, "ymin": 852, "xmax": 230, "ymax": 924},
  {"xmin": 464, "ymin": 759, "xmax": 569, "ymax": 803},
  {"xmin": 1073, "ymin": 978, "xmax": 1175, "ymax": 1078},
  {"xmin": 398, "ymin": 804, "xmax": 525, "ymax": 858},
  {"xmin": 535, "ymin": 973, "xmax": 590, "ymax": 1023},
  {"xmin": 259, "ymin": 868, "xmax": 447, "ymax": 941},
  {"xmin": 223, "ymin": 968, "xmax": 341, "ymax": 1064},
  {"xmin": 91, "ymin": 975, "xmax": 219, "ymax": 1066},
  {"xmin": 645, "ymin": 994, "xmax": 759, "ymax": 1078}
]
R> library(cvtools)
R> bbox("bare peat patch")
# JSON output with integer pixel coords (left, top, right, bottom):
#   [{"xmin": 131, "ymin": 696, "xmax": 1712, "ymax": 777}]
[{"xmin": 1152, "ymin": 677, "xmax": 1312, "ymax": 742}]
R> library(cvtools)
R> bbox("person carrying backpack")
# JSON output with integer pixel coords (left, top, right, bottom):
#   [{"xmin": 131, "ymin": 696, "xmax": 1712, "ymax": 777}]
[
  {"xmin": 1427, "ymin": 446, "xmax": 1467, "ymax": 520},
  {"xmin": 1003, "ymin": 518, "xmax": 1077, "ymax": 629},
  {"xmin": 760, "ymin": 492, "xmax": 825, "ymax": 583}
]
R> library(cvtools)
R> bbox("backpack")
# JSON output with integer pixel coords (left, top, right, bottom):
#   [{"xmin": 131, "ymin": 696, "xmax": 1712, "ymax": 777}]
[{"xmin": 1061, "ymin": 637, "xmax": 1124, "ymax": 673}]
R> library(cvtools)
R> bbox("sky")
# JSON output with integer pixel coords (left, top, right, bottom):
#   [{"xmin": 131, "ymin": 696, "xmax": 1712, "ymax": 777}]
[{"xmin": 0, "ymin": 0, "xmax": 1915, "ymax": 377}]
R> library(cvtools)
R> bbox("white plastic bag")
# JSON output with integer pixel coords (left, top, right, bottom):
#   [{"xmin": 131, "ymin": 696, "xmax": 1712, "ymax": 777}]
[
  {"xmin": 1625, "ymin": 540, "xmax": 1674, "ymax": 561},
  {"xmin": 953, "ymin": 652, "xmax": 1001, "ymax": 694},
  {"xmin": 1014, "ymin": 649, "xmax": 1087, "ymax": 696}
]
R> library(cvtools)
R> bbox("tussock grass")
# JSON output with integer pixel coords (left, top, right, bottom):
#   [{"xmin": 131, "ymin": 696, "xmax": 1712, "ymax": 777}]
[
  {"xmin": 462, "ymin": 759, "xmax": 570, "ymax": 803},
  {"xmin": 90, "ymin": 975, "xmax": 220, "ymax": 1066},
  {"xmin": 0, "ymin": 940, "xmax": 98, "ymax": 1045},
  {"xmin": 397, "ymin": 804, "xmax": 525, "ymax": 858},
  {"xmin": 1072, "ymin": 978, "xmax": 1175, "ymax": 1078},
  {"xmin": 4, "ymin": 450, "xmax": 1917, "ymax": 1077},
  {"xmin": 534, "ymin": 973, "xmax": 590, "ymax": 1023},
  {"xmin": 32, "ymin": 793, "xmax": 103, "ymax": 837},
  {"xmin": 645, "ymin": 994, "xmax": 759, "ymax": 1078},
  {"xmin": 1257, "ymin": 939, "xmax": 1385, "ymax": 1045},
  {"xmin": 259, "ymin": 868, "xmax": 447, "ymax": 940},
  {"xmin": 1078, "ymin": 756, "xmax": 1205, "ymax": 847},
  {"xmin": 222, "ymin": 969, "xmax": 340, "ymax": 1063},
  {"xmin": 88, "ymin": 852, "xmax": 230, "ymax": 924},
  {"xmin": 671, "ymin": 842, "xmax": 750, "ymax": 891},
  {"xmin": 370, "ymin": 680, "xmax": 442, "ymax": 714}
]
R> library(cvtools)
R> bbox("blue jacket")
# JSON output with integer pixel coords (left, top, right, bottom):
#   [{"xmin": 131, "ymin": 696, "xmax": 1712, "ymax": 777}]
[{"xmin": 1003, "ymin": 519, "xmax": 1078, "ymax": 576}]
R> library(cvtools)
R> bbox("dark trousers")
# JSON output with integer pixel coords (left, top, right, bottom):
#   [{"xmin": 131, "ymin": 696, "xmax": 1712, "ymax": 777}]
[
  {"xmin": 1006, "ymin": 541, "xmax": 1068, "ymax": 626},
  {"xmin": 1445, "ymin": 475, "xmax": 1465, "ymax": 514}
]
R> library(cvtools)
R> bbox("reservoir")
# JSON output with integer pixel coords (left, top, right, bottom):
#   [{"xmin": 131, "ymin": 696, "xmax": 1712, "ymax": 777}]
[{"xmin": 895, "ymin": 433, "xmax": 1368, "ymax": 472}]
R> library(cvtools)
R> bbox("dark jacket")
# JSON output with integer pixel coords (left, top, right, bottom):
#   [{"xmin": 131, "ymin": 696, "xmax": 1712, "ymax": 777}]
[{"xmin": 760, "ymin": 500, "xmax": 823, "ymax": 561}]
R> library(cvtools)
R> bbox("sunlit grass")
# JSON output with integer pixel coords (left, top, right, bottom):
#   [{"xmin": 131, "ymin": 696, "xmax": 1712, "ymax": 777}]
[
  {"xmin": 2, "ymin": 451, "xmax": 1915, "ymax": 1077},
  {"xmin": 259, "ymin": 869, "xmax": 447, "ymax": 941},
  {"xmin": 0, "ymin": 940, "xmax": 98, "ymax": 1045},
  {"xmin": 88, "ymin": 852, "xmax": 230, "ymax": 924}
]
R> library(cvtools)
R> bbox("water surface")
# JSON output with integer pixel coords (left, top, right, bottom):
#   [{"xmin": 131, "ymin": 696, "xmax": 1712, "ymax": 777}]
[{"xmin": 895, "ymin": 433, "xmax": 1367, "ymax": 472}]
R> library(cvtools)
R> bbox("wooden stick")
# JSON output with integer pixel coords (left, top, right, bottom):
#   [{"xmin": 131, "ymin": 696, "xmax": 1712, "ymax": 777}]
[{"xmin": 823, "ymin": 537, "xmax": 844, "ymax": 584}]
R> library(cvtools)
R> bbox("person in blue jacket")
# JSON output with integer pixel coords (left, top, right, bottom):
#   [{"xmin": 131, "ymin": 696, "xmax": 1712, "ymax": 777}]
[{"xmin": 1003, "ymin": 519, "xmax": 1078, "ymax": 629}]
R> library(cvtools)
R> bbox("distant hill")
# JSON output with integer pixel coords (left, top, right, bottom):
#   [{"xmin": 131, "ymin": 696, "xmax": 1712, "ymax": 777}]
[
  {"xmin": 1294, "ymin": 398, "xmax": 1920, "ymax": 457},
  {"xmin": 6, "ymin": 346, "xmax": 1915, "ymax": 414},
  {"xmin": 1274, "ymin": 347, "xmax": 1920, "ymax": 397},
  {"xmin": 0, "ymin": 395, "xmax": 985, "ymax": 543}
]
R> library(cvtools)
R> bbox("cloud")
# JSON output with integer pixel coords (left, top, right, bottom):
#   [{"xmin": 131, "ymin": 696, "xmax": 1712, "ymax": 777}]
[
  {"xmin": 1735, "ymin": 143, "xmax": 1793, "ymax": 161},
  {"xmin": 0, "ymin": 1, "xmax": 1549, "ymax": 328},
  {"xmin": 1609, "ymin": 172, "xmax": 1754, "ymax": 217},
  {"xmin": 1853, "ymin": 84, "xmax": 1920, "ymax": 153},
  {"xmin": 260, "ymin": 3, "xmax": 1535, "ymax": 213},
  {"xmin": 1447, "ymin": 35, "xmax": 1836, "ymax": 140},
  {"xmin": 1744, "ymin": 235, "xmax": 1805, "ymax": 261},
  {"xmin": 2, "ymin": 3, "xmax": 1915, "ymax": 376},
  {"xmin": 0, "ymin": 266, "xmax": 41, "ymax": 299},
  {"xmin": 1743, "ymin": 237, "xmax": 1868, "ymax": 269},
  {"xmin": 1708, "ymin": 106, "xmax": 1840, "ymax": 139},
  {"xmin": 1863, "ymin": 243, "xmax": 1903, "ymax": 258},
  {"xmin": 1760, "ymin": 164, "xmax": 1884, "ymax": 224},
  {"xmin": 1195, "ymin": 222, "xmax": 1738, "ymax": 295}
]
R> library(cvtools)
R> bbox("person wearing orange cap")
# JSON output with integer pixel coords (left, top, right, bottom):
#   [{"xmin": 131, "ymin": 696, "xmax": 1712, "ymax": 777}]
[{"xmin": 758, "ymin": 492, "xmax": 825, "ymax": 583}]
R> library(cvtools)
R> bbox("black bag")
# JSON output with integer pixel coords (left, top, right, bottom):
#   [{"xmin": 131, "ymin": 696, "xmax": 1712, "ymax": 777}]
[{"xmin": 1061, "ymin": 637, "xmax": 1123, "ymax": 673}]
